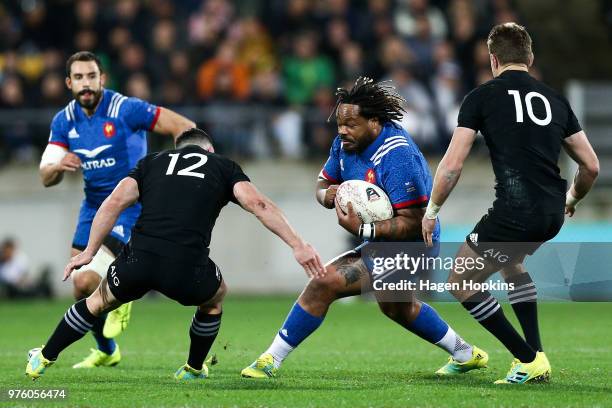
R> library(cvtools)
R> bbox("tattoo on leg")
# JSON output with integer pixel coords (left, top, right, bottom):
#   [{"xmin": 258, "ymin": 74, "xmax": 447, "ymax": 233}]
[{"xmin": 336, "ymin": 258, "xmax": 366, "ymax": 287}]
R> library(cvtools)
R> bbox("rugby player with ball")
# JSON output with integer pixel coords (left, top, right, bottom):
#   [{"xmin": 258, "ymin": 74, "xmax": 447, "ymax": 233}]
[{"xmin": 241, "ymin": 77, "xmax": 488, "ymax": 379}]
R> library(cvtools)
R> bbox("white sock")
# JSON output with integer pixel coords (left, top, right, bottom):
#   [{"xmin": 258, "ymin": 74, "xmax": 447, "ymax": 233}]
[
  {"xmin": 264, "ymin": 334, "xmax": 295, "ymax": 368},
  {"xmin": 435, "ymin": 327, "xmax": 473, "ymax": 363}
]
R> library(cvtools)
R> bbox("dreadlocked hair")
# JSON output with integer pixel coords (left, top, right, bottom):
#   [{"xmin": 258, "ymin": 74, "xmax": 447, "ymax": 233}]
[{"xmin": 328, "ymin": 77, "xmax": 407, "ymax": 123}]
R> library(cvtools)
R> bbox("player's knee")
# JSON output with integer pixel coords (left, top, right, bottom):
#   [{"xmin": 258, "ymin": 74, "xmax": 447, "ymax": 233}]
[
  {"xmin": 73, "ymin": 271, "xmax": 101, "ymax": 298},
  {"xmin": 199, "ymin": 280, "xmax": 227, "ymax": 314},
  {"xmin": 298, "ymin": 279, "xmax": 338, "ymax": 311},
  {"xmin": 448, "ymin": 286, "xmax": 463, "ymax": 301},
  {"xmin": 85, "ymin": 292, "xmax": 105, "ymax": 317},
  {"xmin": 304, "ymin": 273, "xmax": 343, "ymax": 301},
  {"xmin": 447, "ymin": 271, "xmax": 464, "ymax": 298},
  {"xmin": 447, "ymin": 282, "xmax": 470, "ymax": 302},
  {"xmin": 500, "ymin": 263, "xmax": 525, "ymax": 280}
]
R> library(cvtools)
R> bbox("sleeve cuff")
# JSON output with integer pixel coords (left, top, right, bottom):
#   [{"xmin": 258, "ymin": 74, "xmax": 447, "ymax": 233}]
[
  {"xmin": 392, "ymin": 195, "xmax": 429, "ymax": 209},
  {"xmin": 148, "ymin": 106, "xmax": 161, "ymax": 131},
  {"xmin": 48, "ymin": 141, "xmax": 68, "ymax": 148},
  {"xmin": 457, "ymin": 123, "xmax": 479, "ymax": 132},
  {"xmin": 321, "ymin": 169, "xmax": 340, "ymax": 184}
]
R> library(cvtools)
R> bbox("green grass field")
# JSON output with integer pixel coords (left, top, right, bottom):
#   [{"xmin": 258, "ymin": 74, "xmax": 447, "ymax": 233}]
[{"xmin": 0, "ymin": 297, "xmax": 610, "ymax": 408}]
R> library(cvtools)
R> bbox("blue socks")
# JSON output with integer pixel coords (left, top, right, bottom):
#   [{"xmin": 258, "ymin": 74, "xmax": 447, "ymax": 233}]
[
  {"xmin": 277, "ymin": 303, "xmax": 325, "ymax": 347},
  {"xmin": 407, "ymin": 302, "xmax": 449, "ymax": 344},
  {"xmin": 276, "ymin": 302, "xmax": 448, "ymax": 348},
  {"xmin": 91, "ymin": 313, "xmax": 117, "ymax": 355},
  {"xmin": 267, "ymin": 301, "xmax": 470, "ymax": 366}
]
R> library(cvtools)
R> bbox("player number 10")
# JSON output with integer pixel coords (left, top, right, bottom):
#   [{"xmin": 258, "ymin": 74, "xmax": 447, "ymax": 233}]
[
  {"xmin": 166, "ymin": 153, "xmax": 208, "ymax": 179},
  {"xmin": 507, "ymin": 90, "xmax": 552, "ymax": 126}
]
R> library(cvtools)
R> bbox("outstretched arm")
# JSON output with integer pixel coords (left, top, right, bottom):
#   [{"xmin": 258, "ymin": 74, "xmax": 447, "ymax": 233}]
[
  {"xmin": 562, "ymin": 130, "xmax": 599, "ymax": 216},
  {"xmin": 233, "ymin": 181, "xmax": 325, "ymax": 278},
  {"xmin": 422, "ymin": 127, "xmax": 477, "ymax": 245},
  {"xmin": 151, "ymin": 107, "xmax": 196, "ymax": 140},
  {"xmin": 64, "ymin": 177, "xmax": 140, "ymax": 280}
]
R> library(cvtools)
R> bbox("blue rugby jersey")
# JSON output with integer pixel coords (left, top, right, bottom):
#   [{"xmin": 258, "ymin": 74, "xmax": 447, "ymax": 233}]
[
  {"xmin": 320, "ymin": 122, "xmax": 441, "ymax": 242},
  {"xmin": 48, "ymin": 89, "xmax": 160, "ymax": 206}
]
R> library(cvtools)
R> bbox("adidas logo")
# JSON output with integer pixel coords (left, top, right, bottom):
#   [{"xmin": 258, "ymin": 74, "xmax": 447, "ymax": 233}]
[
  {"xmin": 469, "ymin": 233, "xmax": 479, "ymax": 246},
  {"xmin": 112, "ymin": 225, "xmax": 125, "ymax": 237},
  {"xmin": 68, "ymin": 128, "xmax": 80, "ymax": 139},
  {"xmin": 281, "ymin": 329, "xmax": 288, "ymax": 337}
]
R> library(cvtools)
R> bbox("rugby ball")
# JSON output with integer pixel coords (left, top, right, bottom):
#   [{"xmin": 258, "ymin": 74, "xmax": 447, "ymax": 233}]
[{"xmin": 336, "ymin": 180, "xmax": 393, "ymax": 223}]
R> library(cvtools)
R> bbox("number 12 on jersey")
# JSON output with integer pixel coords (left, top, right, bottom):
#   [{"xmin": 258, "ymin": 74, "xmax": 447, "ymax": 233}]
[
  {"xmin": 508, "ymin": 89, "xmax": 552, "ymax": 126},
  {"xmin": 166, "ymin": 153, "xmax": 208, "ymax": 179}
]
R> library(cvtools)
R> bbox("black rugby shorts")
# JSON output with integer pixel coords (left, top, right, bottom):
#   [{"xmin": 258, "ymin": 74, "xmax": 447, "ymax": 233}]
[
  {"xmin": 466, "ymin": 208, "xmax": 564, "ymax": 267},
  {"xmin": 106, "ymin": 243, "xmax": 222, "ymax": 306}
]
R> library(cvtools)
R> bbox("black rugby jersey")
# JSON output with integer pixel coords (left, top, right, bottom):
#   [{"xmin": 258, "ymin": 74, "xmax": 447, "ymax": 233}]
[
  {"xmin": 127, "ymin": 144, "xmax": 250, "ymax": 263},
  {"xmin": 458, "ymin": 70, "xmax": 581, "ymax": 214}
]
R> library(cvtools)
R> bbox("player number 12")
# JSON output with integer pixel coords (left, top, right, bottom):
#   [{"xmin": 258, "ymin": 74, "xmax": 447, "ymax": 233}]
[
  {"xmin": 166, "ymin": 153, "xmax": 208, "ymax": 179},
  {"xmin": 507, "ymin": 89, "xmax": 552, "ymax": 126}
]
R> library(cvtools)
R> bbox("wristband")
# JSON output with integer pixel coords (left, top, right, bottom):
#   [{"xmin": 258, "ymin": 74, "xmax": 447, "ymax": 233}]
[
  {"xmin": 316, "ymin": 188, "xmax": 327, "ymax": 206},
  {"xmin": 359, "ymin": 223, "xmax": 376, "ymax": 240},
  {"xmin": 566, "ymin": 191, "xmax": 580, "ymax": 207},
  {"xmin": 425, "ymin": 200, "xmax": 441, "ymax": 220}
]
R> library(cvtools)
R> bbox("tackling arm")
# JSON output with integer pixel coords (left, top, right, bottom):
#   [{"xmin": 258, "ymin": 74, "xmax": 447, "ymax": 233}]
[
  {"xmin": 233, "ymin": 181, "xmax": 324, "ymax": 277},
  {"xmin": 151, "ymin": 107, "xmax": 197, "ymax": 140},
  {"xmin": 562, "ymin": 130, "xmax": 599, "ymax": 216},
  {"xmin": 63, "ymin": 177, "xmax": 140, "ymax": 280},
  {"xmin": 234, "ymin": 181, "xmax": 308, "ymax": 249}
]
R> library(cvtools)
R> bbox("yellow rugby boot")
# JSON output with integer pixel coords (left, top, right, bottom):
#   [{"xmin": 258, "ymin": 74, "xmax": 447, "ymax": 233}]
[
  {"xmin": 494, "ymin": 352, "xmax": 551, "ymax": 384},
  {"xmin": 72, "ymin": 345, "xmax": 121, "ymax": 368},
  {"xmin": 26, "ymin": 347, "xmax": 54, "ymax": 380},
  {"xmin": 241, "ymin": 353, "xmax": 278, "ymax": 378},
  {"xmin": 436, "ymin": 345, "xmax": 489, "ymax": 375},
  {"xmin": 103, "ymin": 302, "xmax": 133, "ymax": 338},
  {"xmin": 174, "ymin": 363, "xmax": 209, "ymax": 380}
]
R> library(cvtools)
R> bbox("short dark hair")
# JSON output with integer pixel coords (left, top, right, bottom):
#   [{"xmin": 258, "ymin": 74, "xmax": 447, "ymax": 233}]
[
  {"xmin": 66, "ymin": 51, "xmax": 104, "ymax": 77},
  {"xmin": 487, "ymin": 22, "xmax": 532, "ymax": 66},
  {"xmin": 175, "ymin": 128, "xmax": 214, "ymax": 148},
  {"xmin": 330, "ymin": 77, "xmax": 406, "ymax": 123}
]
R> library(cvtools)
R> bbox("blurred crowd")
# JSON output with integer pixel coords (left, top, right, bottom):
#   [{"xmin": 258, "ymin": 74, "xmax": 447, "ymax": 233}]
[
  {"xmin": 0, "ymin": 237, "xmax": 53, "ymax": 299},
  {"xmin": 0, "ymin": 0, "xmax": 527, "ymax": 162}
]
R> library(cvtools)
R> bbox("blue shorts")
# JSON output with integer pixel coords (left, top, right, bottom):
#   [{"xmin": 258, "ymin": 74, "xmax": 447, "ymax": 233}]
[{"xmin": 72, "ymin": 200, "xmax": 141, "ymax": 250}]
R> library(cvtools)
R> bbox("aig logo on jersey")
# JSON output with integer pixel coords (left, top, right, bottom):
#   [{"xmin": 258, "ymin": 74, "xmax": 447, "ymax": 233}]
[
  {"xmin": 103, "ymin": 121, "xmax": 116, "ymax": 138},
  {"xmin": 110, "ymin": 265, "xmax": 120, "ymax": 286},
  {"xmin": 482, "ymin": 248, "xmax": 509, "ymax": 264}
]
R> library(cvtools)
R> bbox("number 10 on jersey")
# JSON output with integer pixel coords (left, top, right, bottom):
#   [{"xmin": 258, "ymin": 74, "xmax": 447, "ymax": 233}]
[{"xmin": 508, "ymin": 89, "xmax": 552, "ymax": 126}]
